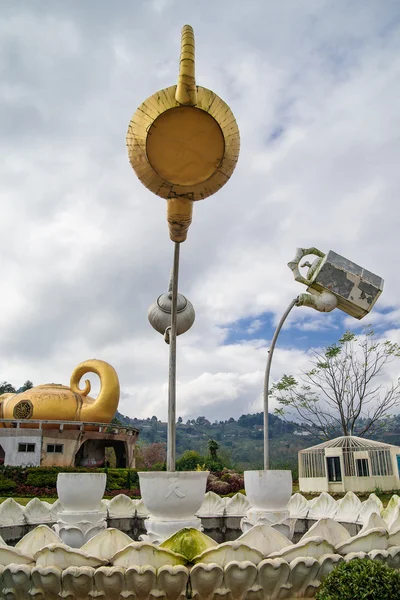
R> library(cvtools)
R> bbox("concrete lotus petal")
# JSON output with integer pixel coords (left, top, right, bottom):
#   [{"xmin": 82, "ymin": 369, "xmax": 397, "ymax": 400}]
[
  {"xmin": 238, "ymin": 524, "xmax": 292, "ymax": 556},
  {"xmin": 0, "ymin": 535, "xmax": 7, "ymax": 547},
  {"xmin": 0, "ymin": 498, "xmax": 25, "ymax": 526},
  {"xmin": 317, "ymin": 553, "xmax": 344, "ymax": 582},
  {"xmin": 360, "ymin": 512, "xmax": 388, "ymax": 533},
  {"xmin": 301, "ymin": 518, "xmax": 350, "ymax": 547},
  {"xmin": 50, "ymin": 500, "xmax": 63, "ymax": 520},
  {"xmin": 1, "ymin": 564, "xmax": 32, "ymax": 600},
  {"xmin": 387, "ymin": 505, "xmax": 400, "ymax": 532},
  {"xmin": 81, "ymin": 527, "xmax": 133, "ymax": 560},
  {"xmin": 368, "ymin": 493, "xmax": 383, "ymax": 511},
  {"xmin": 335, "ymin": 492, "xmax": 362, "ymax": 523},
  {"xmin": 369, "ymin": 548, "xmax": 389, "ymax": 561},
  {"xmin": 382, "ymin": 495, "xmax": 400, "ymax": 524},
  {"xmin": 160, "ymin": 527, "xmax": 217, "ymax": 561},
  {"xmin": 257, "ymin": 557, "xmax": 290, "ymax": 598},
  {"xmin": 358, "ymin": 497, "xmax": 382, "ymax": 525},
  {"xmin": 157, "ymin": 565, "xmax": 189, "ymax": 600},
  {"xmin": 125, "ymin": 565, "xmax": 157, "ymax": 600},
  {"xmin": 0, "ymin": 547, "xmax": 33, "ymax": 566},
  {"xmin": 287, "ymin": 493, "xmax": 309, "ymax": 519},
  {"xmin": 196, "ymin": 492, "xmax": 226, "ymax": 517},
  {"xmin": 344, "ymin": 551, "xmax": 367, "ymax": 561},
  {"xmin": 93, "ymin": 566, "xmax": 125, "ymax": 600},
  {"xmin": 269, "ymin": 537, "xmax": 336, "ymax": 561},
  {"xmin": 225, "ymin": 494, "xmax": 251, "ymax": 516},
  {"xmin": 62, "ymin": 565, "xmax": 95, "ymax": 599},
  {"xmin": 31, "ymin": 565, "xmax": 62, "ymax": 600},
  {"xmin": 108, "ymin": 494, "xmax": 136, "ymax": 518},
  {"xmin": 112, "ymin": 542, "xmax": 187, "ymax": 568},
  {"xmin": 288, "ymin": 556, "xmax": 320, "ymax": 598},
  {"xmin": 193, "ymin": 542, "xmax": 263, "ymax": 567},
  {"xmin": 24, "ymin": 498, "xmax": 54, "ymax": 524},
  {"xmin": 307, "ymin": 493, "xmax": 337, "ymax": 520},
  {"xmin": 135, "ymin": 498, "xmax": 150, "ymax": 517},
  {"xmin": 336, "ymin": 528, "xmax": 388, "ymax": 555},
  {"xmin": 35, "ymin": 544, "xmax": 108, "ymax": 569},
  {"xmin": 16, "ymin": 525, "xmax": 62, "ymax": 555},
  {"xmin": 223, "ymin": 561, "xmax": 258, "ymax": 600},
  {"xmin": 386, "ymin": 546, "xmax": 400, "ymax": 569},
  {"xmin": 190, "ymin": 562, "xmax": 224, "ymax": 600},
  {"xmin": 387, "ymin": 526, "xmax": 400, "ymax": 547}
]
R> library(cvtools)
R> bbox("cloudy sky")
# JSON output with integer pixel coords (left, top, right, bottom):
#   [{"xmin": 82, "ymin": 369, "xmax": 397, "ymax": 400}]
[{"xmin": 1, "ymin": 0, "xmax": 400, "ymax": 422}]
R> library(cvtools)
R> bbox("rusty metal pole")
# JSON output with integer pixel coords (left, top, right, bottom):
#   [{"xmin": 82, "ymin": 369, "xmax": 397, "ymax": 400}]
[{"xmin": 167, "ymin": 242, "xmax": 180, "ymax": 472}]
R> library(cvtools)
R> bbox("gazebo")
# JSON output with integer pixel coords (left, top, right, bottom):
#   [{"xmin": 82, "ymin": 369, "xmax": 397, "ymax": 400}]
[{"xmin": 299, "ymin": 435, "xmax": 400, "ymax": 493}]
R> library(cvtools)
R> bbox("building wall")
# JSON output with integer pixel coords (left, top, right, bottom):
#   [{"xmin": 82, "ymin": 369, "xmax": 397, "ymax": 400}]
[
  {"xmin": 0, "ymin": 426, "xmax": 138, "ymax": 468},
  {"xmin": 300, "ymin": 444, "xmax": 400, "ymax": 493},
  {"xmin": 40, "ymin": 432, "xmax": 82, "ymax": 467},
  {"xmin": 0, "ymin": 430, "xmax": 42, "ymax": 467},
  {"xmin": 299, "ymin": 477, "xmax": 329, "ymax": 493}
]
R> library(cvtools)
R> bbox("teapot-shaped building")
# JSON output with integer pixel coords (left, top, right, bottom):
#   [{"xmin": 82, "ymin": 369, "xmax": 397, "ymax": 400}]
[{"xmin": 0, "ymin": 359, "xmax": 139, "ymax": 468}]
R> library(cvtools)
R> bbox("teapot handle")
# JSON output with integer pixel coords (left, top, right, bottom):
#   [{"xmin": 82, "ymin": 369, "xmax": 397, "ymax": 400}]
[{"xmin": 288, "ymin": 247, "xmax": 325, "ymax": 285}]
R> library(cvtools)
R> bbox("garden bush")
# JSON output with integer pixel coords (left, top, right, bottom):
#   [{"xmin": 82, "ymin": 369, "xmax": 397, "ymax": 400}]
[
  {"xmin": 0, "ymin": 475, "xmax": 17, "ymax": 492},
  {"xmin": 316, "ymin": 558, "xmax": 400, "ymax": 600}
]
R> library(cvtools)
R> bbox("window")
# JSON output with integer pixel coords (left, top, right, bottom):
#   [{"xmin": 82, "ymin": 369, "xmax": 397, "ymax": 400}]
[
  {"xmin": 326, "ymin": 456, "xmax": 342, "ymax": 482},
  {"xmin": 18, "ymin": 443, "xmax": 35, "ymax": 453},
  {"xmin": 47, "ymin": 444, "xmax": 63, "ymax": 454},
  {"xmin": 356, "ymin": 458, "xmax": 370, "ymax": 477}
]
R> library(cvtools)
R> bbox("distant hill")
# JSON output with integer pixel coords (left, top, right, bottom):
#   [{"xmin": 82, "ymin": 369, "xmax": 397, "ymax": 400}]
[{"xmin": 115, "ymin": 411, "xmax": 319, "ymax": 474}]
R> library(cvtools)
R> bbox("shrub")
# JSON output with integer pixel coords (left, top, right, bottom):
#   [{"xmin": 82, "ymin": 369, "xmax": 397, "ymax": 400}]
[
  {"xmin": 26, "ymin": 471, "xmax": 58, "ymax": 487},
  {"xmin": 207, "ymin": 479, "xmax": 231, "ymax": 494},
  {"xmin": 316, "ymin": 558, "xmax": 400, "ymax": 600},
  {"xmin": 176, "ymin": 450, "xmax": 205, "ymax": 471},
  {"xmin": 0, "ymin": 476, "xmax": 17, "ymax": 492}
]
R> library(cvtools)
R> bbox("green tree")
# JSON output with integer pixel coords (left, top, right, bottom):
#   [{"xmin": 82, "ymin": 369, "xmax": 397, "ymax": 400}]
[
  {"xmin": 0, "ymin": 382, "xmax": 16, "ymax": 395},
  {"xmin": 207, "ymin": 439, "xmax": 220, "ymax": 460},
  {"xmin": 176, "ymin": 450, "xmax": 205, "ymax": 471},
  {"xmin": 18, "ymin": 380, "xmax": 33, "ymax": 393},
  {"xmin": 273, "ymin": 330, "xmax": 400, "ymax": 439}
]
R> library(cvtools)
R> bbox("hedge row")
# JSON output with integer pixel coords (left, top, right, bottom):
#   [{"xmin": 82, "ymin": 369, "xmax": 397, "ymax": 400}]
[
  {"xmin": 0, "ymin": 466, "xmax": 140, "ymax": 497},
  {"xmin": 0, "ymin": 466, "xmax": 245, "ymax": 498}
]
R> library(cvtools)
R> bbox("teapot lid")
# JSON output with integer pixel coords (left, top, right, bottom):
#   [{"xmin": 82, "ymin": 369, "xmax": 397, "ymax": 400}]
[{"xmin": 157, "ymin": 292, "xmax": 188, "ymax": 314}]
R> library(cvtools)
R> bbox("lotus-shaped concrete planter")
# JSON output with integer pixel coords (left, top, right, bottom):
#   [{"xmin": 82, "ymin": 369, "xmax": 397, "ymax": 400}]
[
  {"xmin": 139, "ymin": 471, "xmax": 209, "ymax": 543},
  {"xmin": 57, "ymin": 473, "xmax": 106, "ymax": 512},
  {"xmin": 243, "ymin": 470, "xmax": 292, "ymax": 526}
]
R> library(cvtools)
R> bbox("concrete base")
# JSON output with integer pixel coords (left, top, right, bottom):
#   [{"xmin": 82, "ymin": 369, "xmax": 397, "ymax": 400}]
[
  {"xmin": 54, "ymin": 509, "xmax": 107, "ymax": 548},
  {"xmin": 245, "ymin": 507, "xmax": 290, "ymax": 526}
]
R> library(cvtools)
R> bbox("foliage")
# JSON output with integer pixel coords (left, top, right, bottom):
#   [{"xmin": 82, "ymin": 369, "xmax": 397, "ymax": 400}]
[
  {"xmin": 176, "ymin": 450, "xmax": 205, "ymax": 471},
  {"xmin": 0, "ymin": 382, "xmax": 16, "ymax": 395},
  {"xmin": 26, "ymin": 471, "xmax": 58, "ymax": 487},
  {"xmin": 273, "ymin": 329, "xmax": 400, "ymax": 439},
  {"xmin": 0, "ymin": 466, "xmax": 139, "ymax": 496},
  {"xmin": 0, "ymin": 475, "xmax": 17, "ymax": 492},
  {"xmin": 207, "ymin": 439, "xmax": 220, "ymax": 460},
  {"xmin": 316, "ymin": 558, "xmax": 400, "ymax": 600},
  {"xmin": 136, "ymin": 442, "xmax": 167, "ymax": 469}
]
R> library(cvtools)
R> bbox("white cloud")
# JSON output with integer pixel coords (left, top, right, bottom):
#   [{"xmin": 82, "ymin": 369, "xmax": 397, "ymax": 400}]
[{"xmin": 0, "ymin": 1, "xmax": 399, "ymax": 424}]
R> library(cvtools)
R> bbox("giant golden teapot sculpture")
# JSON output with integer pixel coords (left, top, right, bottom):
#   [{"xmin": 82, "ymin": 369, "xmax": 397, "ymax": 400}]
[{"xmin": 0, "ymin": 359, "xmax": 120, "ymax": 426}]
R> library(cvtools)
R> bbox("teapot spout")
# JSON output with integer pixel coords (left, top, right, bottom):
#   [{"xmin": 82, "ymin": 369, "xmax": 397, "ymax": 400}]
[{"xmin": 175, "ymin": 24, "xmax": 197, "ymax": 106}]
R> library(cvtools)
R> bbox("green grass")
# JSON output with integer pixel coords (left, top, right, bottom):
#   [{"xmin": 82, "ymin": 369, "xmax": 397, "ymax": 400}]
[
  {"xmin": 2, "ymin": 485, "xmax": 398, "ymax": 508},
  {"xmin": 0, "ymin": 497, "xmax": 57, "ymax": 505}
]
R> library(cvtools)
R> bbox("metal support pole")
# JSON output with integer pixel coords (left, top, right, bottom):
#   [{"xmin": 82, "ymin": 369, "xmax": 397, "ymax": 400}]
[
  {"xmin": 167, "ymin": 242, "xmax": 180, "ymax": 472},
  {"xmin": 263, "ymin": 298, "xmax": 298, "ymax": 470}
]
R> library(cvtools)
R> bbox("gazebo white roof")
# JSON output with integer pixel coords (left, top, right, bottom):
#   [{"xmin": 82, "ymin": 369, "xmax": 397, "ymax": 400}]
[{"xmin": 299, "ymin": 435, "xmax": 398, "ymax": 453}]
